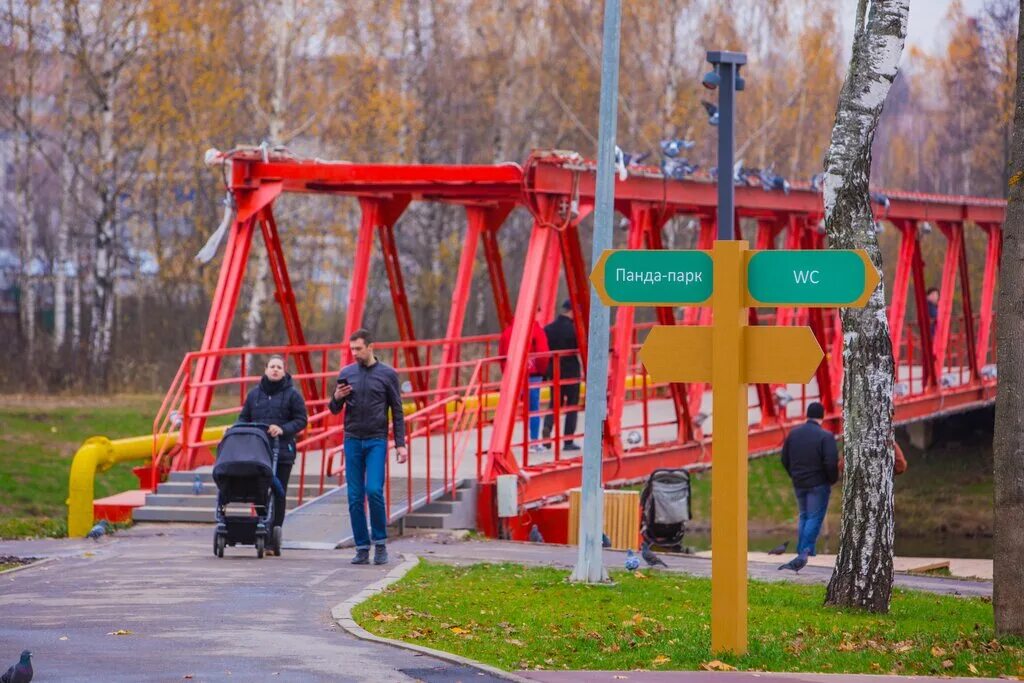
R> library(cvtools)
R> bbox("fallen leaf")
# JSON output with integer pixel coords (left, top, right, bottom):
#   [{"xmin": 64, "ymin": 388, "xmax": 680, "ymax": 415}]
[
  {"xmin": 450, "ymin": 626, "xmax": 469, "ymax": 635},
  {"xmin": 631, "ymin": 613, "xmax": 644, "ymax": 624},
  {"xmin": 701, "ymin": 660, "xmax": 737, "ymax": 671},
  {"xmin": 653, "ymin": 655, "xmax": 671, "ymax": 666},
  {"xmin": 407, "ymin": 630, "xmax": 424, "ymax": 639},
  {"xmin": 633, "ymin": 571, "xmax": 648, "ymax": 579},
  {"xmin": 943, "ymin": 660, "xmax": 955, "ymax": 669},
  {"xmin": 59, "ymin": 636, "xmax": 68, "ymax": 641},
  {"xmin": 183, "ymin": 676, "xmax": 193, "ymax": 680},
  {"xmin": 373, "ymin": 613, "xmax": 399, "ymax": 622},
  {"xmin": 893, "ymin": 641, "xmax": 914, "ymax": 654},
  {"xmin": 932, "ymin": 646, "xmax": 947, "ymax": 658},
  {"xmin": 968, "ymin": 664, "xmax": 979, "ymax": 674},
  {"xmin": 107, "ymin": 629, "xmax": 133, "ymax": 636}
]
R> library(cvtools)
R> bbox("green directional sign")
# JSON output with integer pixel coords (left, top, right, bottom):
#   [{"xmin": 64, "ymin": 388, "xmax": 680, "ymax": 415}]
[
  {"xmin": 745, "ymin": 249, "xmax": 879, "ymax": 307},
  {"xmin": 590, "ymin": 249, "xmax": 713, "ymax": 306}
]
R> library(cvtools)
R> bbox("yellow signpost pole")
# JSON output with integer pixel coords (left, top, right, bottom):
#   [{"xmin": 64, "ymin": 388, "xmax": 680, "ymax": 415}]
[{"xmin": 709, "ymin": 239, "xmax": 749, "ymax": 655}]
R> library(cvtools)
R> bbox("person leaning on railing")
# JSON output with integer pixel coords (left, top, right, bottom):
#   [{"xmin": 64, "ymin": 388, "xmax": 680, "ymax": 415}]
[{"xmin": 238, "ymin": 355, "xmax": 309, "ymax": 537}]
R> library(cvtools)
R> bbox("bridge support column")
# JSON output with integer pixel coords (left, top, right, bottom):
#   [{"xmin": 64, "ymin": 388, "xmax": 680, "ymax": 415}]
[{"xmin": 907, "ymin": 420, "xmax": 935, "ymax": 451}]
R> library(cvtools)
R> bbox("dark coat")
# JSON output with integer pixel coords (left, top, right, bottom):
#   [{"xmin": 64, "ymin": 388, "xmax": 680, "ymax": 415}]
[
  {"xmin": 238, "ymin": 374, "xmax": 308, "ymax": 464},
  {"xmin": 544, "ymin": 314, "xmax": 581, "ymax": 380},
  {"xmin": 781, "ymin": 419, "xmax": 839, "ymax": 489},
  {"xmin": 327, "ymin": 361, "xmax": 406, "ymax": 447}
]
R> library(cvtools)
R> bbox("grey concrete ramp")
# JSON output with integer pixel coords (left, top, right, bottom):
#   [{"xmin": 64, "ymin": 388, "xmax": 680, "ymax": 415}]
[{"xmin": 283, "ymin": 477, "xmax": 464, "ymax": 550}]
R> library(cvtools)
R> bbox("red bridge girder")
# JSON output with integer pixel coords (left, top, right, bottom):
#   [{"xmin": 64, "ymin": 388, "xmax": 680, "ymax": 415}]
[{"xmin": 177, "ymin": 148, "xmax": 1003, "ymax": 532}]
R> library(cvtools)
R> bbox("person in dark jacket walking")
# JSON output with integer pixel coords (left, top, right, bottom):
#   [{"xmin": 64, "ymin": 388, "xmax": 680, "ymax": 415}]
[
  {"xmin": 542, "ymin": 300, "xmax": 581, "ymax": 451},
  {"xmin": 329, "ymin": 329, "xmax": 407, "ymax": 566},
  {"xmin": 780, "ymin": 401, "xmax": 839, "ymax": 565},
  {"xmin": 238, "ymin": 355, "xmax": 308, "ymax": 538}
]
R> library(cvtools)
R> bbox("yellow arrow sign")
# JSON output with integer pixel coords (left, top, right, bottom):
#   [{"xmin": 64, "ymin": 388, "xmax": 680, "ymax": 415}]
[{"xmin": 639, "ymin": 325, "xmax": 824, "ymax": 384}]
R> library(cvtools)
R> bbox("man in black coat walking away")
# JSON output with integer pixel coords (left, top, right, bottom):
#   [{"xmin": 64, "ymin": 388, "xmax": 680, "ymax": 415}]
[
  {"xmin": 238, "ymin": 355, "xmax": 308, "ymax": 549},
  {"xmin": 542, "ymin": 300, "xmax": 582, "ymax": 451},
  {"xmin": 329, "ymin": 329, "xmax": 407, "ymax": 566},
  {"xmin": 779, "ymin": 401, "xmax": 839, "ymax": 571}
]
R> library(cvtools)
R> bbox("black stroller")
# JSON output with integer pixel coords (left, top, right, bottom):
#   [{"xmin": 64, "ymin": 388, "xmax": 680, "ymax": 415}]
[
  {"xmin": 639, "ymin": 468, "xmax": 692, "ymax": 551},
  {"xmin": 212, "ymin": 423, "xmax": 284, "ymax": 558}
]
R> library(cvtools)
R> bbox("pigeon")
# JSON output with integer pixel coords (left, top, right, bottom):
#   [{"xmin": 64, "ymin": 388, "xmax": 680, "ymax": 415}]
[
  {"xmin": 602, "ymin": 533, "xmax": 612, "ymax": 548},
  {"xmin": 809, "ymin": 172, "xmax": 825, "ymax": 192},
  {"xmin": 192, "ymin": 473, "xmax": 204, "ymax": 496},
  {"xmin": 86, "ymin": 520, "xmax": 110, "ymax": 541},
  {"xmin": 641, "ymin": 541, "xmax": 668, "ymax": 568},
  {"xmin": 659, "ymin": 138, "xmax": 695, "ymax": 159},
  {"xmin": 624, "ymin": 150, "xmax": 651, "ymax": 167},
  {"xmin": 528, "ymin": 524, "xmax": 544, "ymax": 544},
  {"xmin": 661, "ymin": 157, "xmax": 698, "ymax": 180},
  {"xmin": 701, "ymin": 100, "xmax": 720, "ymax": 126},
  {"xmin": 871, "ymin": 192, "xmax": 891, "ymax": 216},
  {"xmin": 624, "ymin": 549, "xmax": 641, "ymax": 571},
  {"xmin": 778, "ymin": 554, "xmax": 808, "ymax": 573},
  {"xmin": 767, "ymin": 541, "xmax": 789, "ymax": 556},
  {"xmin": 759, "ymin": 166, "xmax": 790, "ymax": 194},
  {"xmin": 1, "ymin": 650, "xmax": 32, "ymax": 683},
  {"xmin": 614, "ymin": 146, "xmax": 629, "ymax": 181}
]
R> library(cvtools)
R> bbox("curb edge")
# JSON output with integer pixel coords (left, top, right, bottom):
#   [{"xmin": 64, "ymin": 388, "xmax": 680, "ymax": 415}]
[{"xmin": 331, "ymin": 553, "xmax": 532, "ymax": 683}]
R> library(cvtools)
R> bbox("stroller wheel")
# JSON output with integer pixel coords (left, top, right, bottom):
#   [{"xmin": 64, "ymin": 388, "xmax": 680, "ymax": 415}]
[
  {"xmin": 214, "ymin": 533, "xmax": 226, "ymax": 558},
  {"xmin": 272, "ymin": 526, "xmax": 283, "ymax": 556},
  {"xmin": 256, "ymin": 535, "xmax": 265, "ymax": 559}
]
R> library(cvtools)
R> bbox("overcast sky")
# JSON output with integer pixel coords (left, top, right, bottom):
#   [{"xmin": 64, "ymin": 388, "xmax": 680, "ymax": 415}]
[{"xmin": 839, "ymin": 0, "xmax": 989, "ymax": 56}]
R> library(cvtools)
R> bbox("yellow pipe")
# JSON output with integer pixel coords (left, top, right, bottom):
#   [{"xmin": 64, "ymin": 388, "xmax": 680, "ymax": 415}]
[{"xmin": 66, "ymin": 426, "xmax": 227, "ymax": 537}]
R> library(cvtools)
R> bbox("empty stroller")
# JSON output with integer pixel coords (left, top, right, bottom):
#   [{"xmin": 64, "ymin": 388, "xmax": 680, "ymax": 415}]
[
  {"xmin": 212, "ymin": 423, "xmax": 284, "ymax": 558},
  {"xmin": 639, "ymin": 468, "xmax": 692, "ymax": 551}
]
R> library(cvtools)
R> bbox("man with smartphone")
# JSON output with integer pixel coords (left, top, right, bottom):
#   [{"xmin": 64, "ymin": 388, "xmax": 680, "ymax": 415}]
[{"xmin": 329, "ymin": 329, "xmax": 407, "ymax": 565}]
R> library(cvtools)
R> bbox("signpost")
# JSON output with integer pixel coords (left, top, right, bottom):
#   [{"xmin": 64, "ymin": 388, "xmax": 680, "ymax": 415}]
[{"xmin": 589, "ymin": 242, "xmax": 880, "ymax": 654}]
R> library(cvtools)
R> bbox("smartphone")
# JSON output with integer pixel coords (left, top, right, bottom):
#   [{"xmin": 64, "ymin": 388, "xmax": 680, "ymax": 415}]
[{"xmin": 337, "ymin": 378, "xmax": 349, "ymax": 387}]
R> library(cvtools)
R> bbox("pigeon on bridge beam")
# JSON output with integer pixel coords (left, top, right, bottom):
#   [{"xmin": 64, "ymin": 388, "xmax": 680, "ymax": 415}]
[
  {"xmin": 759, "ymin": 165, "xmax": 791, "ymax": 194},
  {"xmin": 1, "ymin": 650, "xmax": 32, "ymax": 683}
]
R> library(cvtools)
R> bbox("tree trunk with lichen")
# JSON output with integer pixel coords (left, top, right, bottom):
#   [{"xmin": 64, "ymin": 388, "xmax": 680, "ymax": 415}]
[
  {"xmin": 822, "ymin": 0, "xmax": 908, "ymax": 614},
  {"xmin": 992, "ymin": 4, "xmax": 1024, "ymax": 639}
]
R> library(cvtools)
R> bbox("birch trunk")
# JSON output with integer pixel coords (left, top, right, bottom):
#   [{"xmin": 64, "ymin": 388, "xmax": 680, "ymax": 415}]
[
  {"xmin": 9, "ymin": 0, "xmax": 36, "ymax": 357},
  {"xmin": 822, "ymin": 0, "xmax": 908, "ymax": 613},
  {"xmin": 242, "ymin": 0, "xmax": 293, "ymax": 350},
  {"xmin": 88, "ymin": 72, "xmax": 118, "ymax": 385},
  {"xmin": 992, "ymin": 5, "xmax": 1024, "ymax": 638},
  {"xmin": 54, "ymin": 55, "xmax": 73, "ymax": 352}
]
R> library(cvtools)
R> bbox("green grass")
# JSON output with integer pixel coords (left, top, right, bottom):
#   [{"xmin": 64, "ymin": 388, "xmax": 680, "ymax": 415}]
[
  {"xmin": 0, "ymin": 396, "xmax": 163, "ymax": 539},
  {"xmin": 355, "ymin": 562, "xmax": 1023, "ymax": 676},
  {"xmin": 0, "ymin": 563, "xmax": 19, "ymax": 572}
]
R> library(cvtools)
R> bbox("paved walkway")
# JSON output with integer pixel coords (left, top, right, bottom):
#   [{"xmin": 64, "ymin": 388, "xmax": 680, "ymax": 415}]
[
  {"xmin": 0, "ymin": 527, "xmax": 995, "ymax": 682},
  {"xmin": 0, "ymin": 526, "xmax": 506, "ymax": 682}
]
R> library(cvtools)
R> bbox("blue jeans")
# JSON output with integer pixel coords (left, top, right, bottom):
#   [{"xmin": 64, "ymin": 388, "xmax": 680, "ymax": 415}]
[
  {"xmin": 795, "ymin": 484, "xmax": 831, "ymax": 556},
  {"xmin": 528, "ymin": 376, "xmax": 542, "ymax": 440},
  {"xmin": 345, "ymin": 437, "xmax": 388, "ymax": 549}
]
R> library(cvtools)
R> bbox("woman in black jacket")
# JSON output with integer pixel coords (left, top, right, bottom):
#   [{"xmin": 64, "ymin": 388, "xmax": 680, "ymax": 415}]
[{"xmin": 238, "ymin": 355, "xmax": 308, "ymax": 539}]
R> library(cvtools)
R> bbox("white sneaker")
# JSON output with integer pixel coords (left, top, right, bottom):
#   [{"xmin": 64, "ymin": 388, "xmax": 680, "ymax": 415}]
[{"xmin": 529, "ymin": 444, "xmax": 545, "ymax": 453}]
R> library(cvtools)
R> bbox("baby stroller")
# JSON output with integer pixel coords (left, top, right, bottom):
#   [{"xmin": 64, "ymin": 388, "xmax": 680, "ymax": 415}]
[
  {"xmin": 639, "ymin": 468, "xmax": 692, "ymax": 551},
  {"xmin": 212, "ymin": 423, "xmax": 284, "ymax": 558}
]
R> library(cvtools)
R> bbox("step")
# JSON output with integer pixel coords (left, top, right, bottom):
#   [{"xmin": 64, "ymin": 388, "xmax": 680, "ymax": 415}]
[
  {"xmin": 416, "ymin": 500, "xmax": 456, "ymax": 515},
  {"xmin": 156, "ymin": 481, "xmax": 327, "ymax": 497},
  {"xmin": 133, "ymin": 506, "xmax": 218, "ymax": 523},
  {"xmin": 404, "ymin": 511, "xmax": 448, "ymax": 529},
  {"xmin": 143, "ymin": 494, "xmax": 303, "ymax": 509},
  {"xmin": 167, "ymin": 468, "xmax": 331, "ymax": 485}
]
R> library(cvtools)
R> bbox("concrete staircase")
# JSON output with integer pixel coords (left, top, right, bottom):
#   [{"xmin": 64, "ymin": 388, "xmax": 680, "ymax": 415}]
[
  {"xmin": 402, "ymin": 480, "xmax": 477, "ymax": 530},
  {"xmin": 133, "ymin": 467, "xmax": 332, "ymax": 523}
]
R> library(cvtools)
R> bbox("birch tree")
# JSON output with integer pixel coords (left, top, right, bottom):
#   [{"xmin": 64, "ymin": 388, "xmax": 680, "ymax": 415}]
[
  {"xmin": 992, "ymin": 1, "xmax": 1024, "ymax": 639},
  {"xmin": 822, "ymin": 0, "xmax": 908, "ymax": 613}
]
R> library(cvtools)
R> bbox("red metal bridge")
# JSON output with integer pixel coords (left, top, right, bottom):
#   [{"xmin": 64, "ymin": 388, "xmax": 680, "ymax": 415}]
[{"xmin": 147, "ymin": 148, "xmax": 1002, "ymax": 539}]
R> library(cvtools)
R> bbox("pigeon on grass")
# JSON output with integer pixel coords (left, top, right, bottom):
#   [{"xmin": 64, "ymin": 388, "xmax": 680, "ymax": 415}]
[
  {"xmin": 624, "ymin": 549, "xmax": 641, "ymax": 571},
  {"xmin": 1, "ymin": 650, "xmax": 32, "ymax": 683},
  {"xmin": 641, "ymin": 541, "xmax": 668, "ymax": 568}
]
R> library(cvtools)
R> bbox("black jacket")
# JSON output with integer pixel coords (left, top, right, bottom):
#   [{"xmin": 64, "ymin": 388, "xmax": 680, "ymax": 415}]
[
  {"xmin": 544, "ymin": 314, "xmax": 581, "ymax": 380},
  {"xmin": 238, "ymin": 374, "xmax": 308, "ymax": 464},
  {"xmin": 781, "ymin": 420, "xmax": 839, "ymax": 489},
  {"xmin": 328, "ymin": 361, "xmax": 406, "ymax": 447}
]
